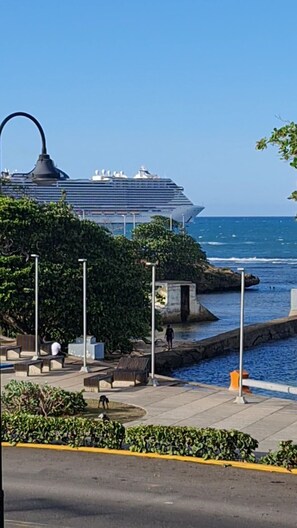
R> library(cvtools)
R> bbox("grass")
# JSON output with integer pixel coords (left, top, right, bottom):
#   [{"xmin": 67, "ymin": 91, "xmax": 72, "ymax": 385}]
[{"xmin": 81, "ymin": 399, "xmax": 146, "ymax": 423}]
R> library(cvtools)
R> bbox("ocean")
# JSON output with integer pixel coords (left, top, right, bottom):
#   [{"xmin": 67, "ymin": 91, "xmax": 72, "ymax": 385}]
[{"xmin": 170, "ymin": 216, "xmax": 297, "ymax": 399}]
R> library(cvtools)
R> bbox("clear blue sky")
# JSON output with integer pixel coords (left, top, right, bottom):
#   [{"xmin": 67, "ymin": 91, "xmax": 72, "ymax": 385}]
[{"xmin": 1, "ymin": 0, "xmax": 297, "ymax": 216}]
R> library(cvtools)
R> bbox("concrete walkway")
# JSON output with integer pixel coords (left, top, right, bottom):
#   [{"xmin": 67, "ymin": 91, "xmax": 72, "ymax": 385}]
[{"xmin": 1, "ymin": 361, "xmax": 297, "ymax": 453}]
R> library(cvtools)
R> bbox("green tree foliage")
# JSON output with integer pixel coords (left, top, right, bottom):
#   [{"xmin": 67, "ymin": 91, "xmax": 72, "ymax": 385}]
[
  {"xmin": 256, "ymin": 122, "xmax": 297, "ymax": 200},
  {"xmin": 133, "ymin": 217, "xmax": 206, "ymax": 283},
  {"xmin": 149, "ymin": 214, "xmax": 181, "ymax": 231},
  {"xmin": 0, "ymin": 196, "xmax": 150, "ymax": 350},
  {"xmin": 2, "ymin": 380, "xmax": 86, "ymax": 417}
]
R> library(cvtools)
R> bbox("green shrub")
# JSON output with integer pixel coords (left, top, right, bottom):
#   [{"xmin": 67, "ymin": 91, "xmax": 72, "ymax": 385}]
[
  {"xmin": 260, "ymin": 441, "xmax": 297, "ymax": 469},
  {"xmin": 125, "ymin": 425, "xmax": 258, "ymax": 461},
  {"xmin": 1, "ymin": 380, "xmax": 87, "ymax": 417},
  {"xmin": 1, "ymin": 412, "xmax": 125, "ymax": 449}
]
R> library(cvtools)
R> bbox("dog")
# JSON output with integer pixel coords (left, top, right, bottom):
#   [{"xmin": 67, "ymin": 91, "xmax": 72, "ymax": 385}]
[
  {"xmin": 98, "ymin": 412, "xmax": 110, "ymax": 422},
  {"xmin": 98, "ymin": 395, "xmax": 109, "ymax": 409}
]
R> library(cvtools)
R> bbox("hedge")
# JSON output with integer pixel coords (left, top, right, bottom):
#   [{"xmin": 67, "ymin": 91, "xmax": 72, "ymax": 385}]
[
  {"xmin": 125, "ymin": 425, "xmax": 258, "ymax": 461},
  {"xmin": 1, "ymin": 380, "xmax": 87, "ymax": 417},
  {"xmin": 260, "ymin": 440, "xmax": 297, "ymax": 469},
  {"xmin": 2, "ymin": 412, "xmax": 296, "ymax": 468},
  {"xmin": 1, "ymin": 412, "xmax": 125, "ymax": 449}
]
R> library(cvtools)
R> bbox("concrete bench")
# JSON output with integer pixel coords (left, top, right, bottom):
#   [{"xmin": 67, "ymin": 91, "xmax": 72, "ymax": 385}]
[
  {"xmin": 14, "ymin": 360, "xmax": 43, "ymax": 377},
  {"xmin": 84, "ymin": 373, "xmax": 114, "ymax": 392},
  {"xmin": 112, "ymin": 369, "xmax": 149, "ymax": 387},
  {"xmin": 41, "ymin": 355, "xmax": 64, "ymax": 372},
  {"xmin": 112, "ymin": 356, "xmax": 150, "ymax": 387},
  {"xmin": 0, "ymin": 345, "xmax": 22, "ymax": 360}
]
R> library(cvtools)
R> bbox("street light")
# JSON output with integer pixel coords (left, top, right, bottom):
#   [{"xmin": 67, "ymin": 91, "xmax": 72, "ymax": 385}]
[
  {"xmin": 0, "ymin": 112, "xmax": 61, "ymax": 184},
  {"xmin": 235, "ymin": 267, "xmax": 247, "ymax": 404},
  {"xmin": 31, "ymin": 254, "xmax": 39, "ymax": 358},
  {"xmin": 0, "ymin": 394, "xmax": 3, "ymax": 528},
  {"xmin": 121, "ymin": 214, "xmax": 126, "ymax": 237},
  {"xmin": 78, "ymin": 258, "xmax": 89, "ymax": 372},
  {"xmin": 131, "ymin": 212, "xmax": 136, "ymax": 231},
  {"xmin": 169, "ymin": 214, "xmax": 173, "ymax": 231},
  {"xmin": 145, "ymin": 262, "xmax": 159, "ymax": 387}
]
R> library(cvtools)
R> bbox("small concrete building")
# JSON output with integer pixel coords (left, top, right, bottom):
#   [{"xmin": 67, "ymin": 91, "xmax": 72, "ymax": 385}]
[
  {"xmin": 289, "ymin": 289, "xmax": 297, "ymax": 316},
  {"xmin": 155, "ymin": 280, "xmax": 217, "ymax": 324}
]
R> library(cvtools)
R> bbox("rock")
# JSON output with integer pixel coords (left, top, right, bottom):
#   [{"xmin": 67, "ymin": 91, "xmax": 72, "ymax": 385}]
[{"xmin": 196, "ymin": 262, "xmax": 260, "ymax": 293}]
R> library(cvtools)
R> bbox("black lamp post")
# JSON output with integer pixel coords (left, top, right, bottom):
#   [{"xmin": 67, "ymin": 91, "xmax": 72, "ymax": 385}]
[
  {"xmin": 0, "ymin": 387, "xmax": 3, "ymax": 528},
  {"xmin": 0, "ymin": 111, "xmax": 61, "ymax": 184},
  {"xmin": 0, "ymin": 111, "xmax": 62, "ymax": 527}
]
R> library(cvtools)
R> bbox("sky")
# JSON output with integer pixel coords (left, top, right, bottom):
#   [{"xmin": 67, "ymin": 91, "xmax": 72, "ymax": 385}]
[{"xmin": 1, "ymin": 0, "xmax": 297, "ymax": 216}]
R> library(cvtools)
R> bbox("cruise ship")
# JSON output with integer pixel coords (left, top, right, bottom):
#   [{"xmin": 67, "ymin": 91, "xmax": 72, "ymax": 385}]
[{"xmin": 0, "ymin": 165, "xmax": 204, "ymax": 225}]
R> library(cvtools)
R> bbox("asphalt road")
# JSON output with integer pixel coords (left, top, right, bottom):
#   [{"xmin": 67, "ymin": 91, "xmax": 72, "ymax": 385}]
[{"xmin": 2, "ymin": 447, "xmax": 297, "ymax": 528}]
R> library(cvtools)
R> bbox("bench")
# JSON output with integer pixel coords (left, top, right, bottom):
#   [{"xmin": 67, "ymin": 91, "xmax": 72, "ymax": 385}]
[
  {"xmin": 84, "ymin": 372, "xmax": 114, "ymax": 392},
  {"xmin": 41, "ymin": 355, "xmax": 64, "ymax": 372},
  {"xmin": 16, "ymin": 334, "xmax": 38, "ymax": 352},
  {"xmin": 40, "ymin": 342, "xmax": 54, "ymax": 355},
  {"xmin": 14, "ymin": 360, "xmax": 43, "ymax": 377},
  {"xmin": 112, "ymin": 356, "xmax": 150, "ymax": 387},
  {"xmin": 0, "ymin": 345, "xmax": 22, "ymax": 360}
]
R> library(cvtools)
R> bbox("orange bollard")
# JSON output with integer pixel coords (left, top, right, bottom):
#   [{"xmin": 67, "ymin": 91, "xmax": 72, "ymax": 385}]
[{"xmin": 229, "ymin": 370, "xmax": 251, "ymax": 393}]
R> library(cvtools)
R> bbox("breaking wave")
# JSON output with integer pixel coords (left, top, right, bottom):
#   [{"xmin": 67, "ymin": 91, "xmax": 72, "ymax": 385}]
[{"xmin": 208, "ymin": 257, "xmax": 297, "ymax": 264}]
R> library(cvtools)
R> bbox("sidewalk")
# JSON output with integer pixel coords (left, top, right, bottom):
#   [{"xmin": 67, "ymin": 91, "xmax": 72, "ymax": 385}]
[{"xmin": 1, "ymin": 359, "xmax": 297, "ymax": 453}]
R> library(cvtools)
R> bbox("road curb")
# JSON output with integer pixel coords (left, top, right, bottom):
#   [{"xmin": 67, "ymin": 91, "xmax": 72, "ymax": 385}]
[{"xmin": 2, "ymin": 442, "xmax": 297, "ymax": 475}]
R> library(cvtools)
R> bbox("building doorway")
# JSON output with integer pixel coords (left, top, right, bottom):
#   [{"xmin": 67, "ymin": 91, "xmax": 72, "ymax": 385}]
[{"xmin": 180, "ymin": 285, "xmax": 190, "ymax": 322}]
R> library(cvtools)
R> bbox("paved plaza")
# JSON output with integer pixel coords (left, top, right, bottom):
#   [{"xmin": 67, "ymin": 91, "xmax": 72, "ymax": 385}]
[{"xmin": 1, "ymin": 357, "xmax": 297, "ymax": 453}]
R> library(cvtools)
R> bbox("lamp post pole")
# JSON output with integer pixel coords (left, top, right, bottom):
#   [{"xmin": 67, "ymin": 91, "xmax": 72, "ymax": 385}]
[
  {"xmin": 169, "ymin": 214, "xmax": 173, "ymax": 231},
  {"xmin": 31, "ymin": 254, "xmax": 39, "ymax": 358},
  {"xmin": 235, "ymin": 267, "xmax": 247, "ymax": 404},
  {"xmin": 182, "ymin": 214, "xmax": 185, "ymax": 231},
  {"xmin": 0, "ymin": 311, "xmax": 3, "ymax": 526},
  {"xmin": 78, "ymin": 259, "xmax": 89, "ymax": 372},
  {"xmin": 132, "ymin": 212, "xmax": 136, "ymax": 231},
  {"xmin": 122, "ymin": 214, "xmax": 126, "ymax": 237},
  {"xmin": 146, "ymin": 262, "xmax": 159, "ymax": 386}
]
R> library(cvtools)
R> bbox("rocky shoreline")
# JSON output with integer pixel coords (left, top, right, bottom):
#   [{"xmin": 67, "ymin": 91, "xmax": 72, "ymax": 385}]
[{"xmin": 196, "ymin": 261, "xmax": 260, "ymax": 293}]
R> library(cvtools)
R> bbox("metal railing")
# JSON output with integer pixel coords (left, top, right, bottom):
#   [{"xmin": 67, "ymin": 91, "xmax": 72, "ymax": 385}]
[{"xmin": 243, "ymin": 379, "xmax": 297, "ymax": 396}]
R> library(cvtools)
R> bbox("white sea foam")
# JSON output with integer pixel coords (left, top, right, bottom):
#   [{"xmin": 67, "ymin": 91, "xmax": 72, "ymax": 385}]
[
  {"xmin": 208, "ymin": 257, "xmax": 297, "ymax": 264},
  {"xmin": 205, "ymin": 241, "xmax": 226, "ymax": 246}
]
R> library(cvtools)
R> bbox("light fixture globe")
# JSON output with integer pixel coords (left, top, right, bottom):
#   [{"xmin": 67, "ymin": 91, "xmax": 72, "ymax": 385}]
[{"xmin": 29, "ymin": 153, "xmax": 61, "ymax": 184}]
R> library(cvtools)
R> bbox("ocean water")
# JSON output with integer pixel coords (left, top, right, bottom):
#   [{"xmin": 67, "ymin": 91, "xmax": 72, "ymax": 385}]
[{"xmin": 171, "ymin": 217, "xmax": 297, "ymax": 399}]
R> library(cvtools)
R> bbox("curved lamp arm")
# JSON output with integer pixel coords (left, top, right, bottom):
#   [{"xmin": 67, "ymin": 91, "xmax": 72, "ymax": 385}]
[{"xmin": 0, "ymin": 111, "xmax": 47, "ymax": 155}]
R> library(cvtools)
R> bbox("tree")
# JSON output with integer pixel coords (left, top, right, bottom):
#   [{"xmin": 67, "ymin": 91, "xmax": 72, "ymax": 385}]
[
  {"xmin": 149, "ymin": 215, "xmax": 181, "ymax": 231},
  {"xmin": 133, "ymin": 217, "xmax": 207, "ymax": 284},
  {"xmin": 256, "ymin": 122, "xmax": 297, "ymax": 200},
  {"xmin": 0, "ymin": 196, "xmax": 150, "ymax": 351}
]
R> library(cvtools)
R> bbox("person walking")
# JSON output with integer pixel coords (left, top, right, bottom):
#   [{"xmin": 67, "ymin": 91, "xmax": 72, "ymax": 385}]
[{"xmin": 165, "ymin": 324, "xmax": 174, "ymax": 350}]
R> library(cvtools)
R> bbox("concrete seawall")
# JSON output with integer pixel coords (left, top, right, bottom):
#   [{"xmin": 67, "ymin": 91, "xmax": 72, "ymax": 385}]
[{"xmin": 155, "ymin": 316, "xmax": 297, "ymax": 375}]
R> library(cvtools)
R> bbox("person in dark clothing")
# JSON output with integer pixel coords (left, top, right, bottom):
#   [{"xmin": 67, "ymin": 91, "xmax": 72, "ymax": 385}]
[{"xmin": 165, "ymin": 324, "xmax": 174, "ymax": 350}]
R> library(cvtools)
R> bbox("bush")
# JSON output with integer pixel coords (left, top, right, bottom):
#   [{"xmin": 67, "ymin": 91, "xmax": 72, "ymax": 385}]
[
  {"xmin": 125, "ymin": 425, "xmax": 258, "ymax": 462},
  {"xmin": 1, "ymin": 412, "xmax": 125, "ymax": 449},
  {"xmin": 260, "ymin": 441, "xmax": 297, "ymax": 469},
  {"xmin": 1, "ymin": 380, "xmax": 87, "ymax": 417}
]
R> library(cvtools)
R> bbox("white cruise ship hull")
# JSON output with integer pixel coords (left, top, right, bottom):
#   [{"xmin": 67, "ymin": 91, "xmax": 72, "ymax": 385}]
[
  {"xmin": 79, "ymin": 204, "xmax": 204, "ymax": 225},
  {"xmin": 1, "ymin": 167, "xmax": 204, "ymax": 225}
]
